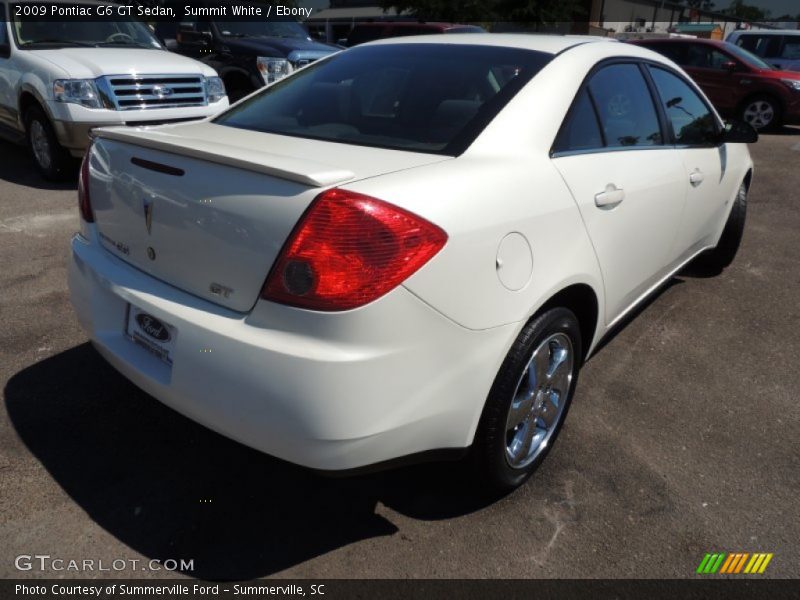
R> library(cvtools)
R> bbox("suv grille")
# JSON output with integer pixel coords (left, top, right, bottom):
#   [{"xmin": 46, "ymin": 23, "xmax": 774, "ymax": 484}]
[{"xmin": 99, "ymin": 75, "xmax": 208, "ymax": 111}]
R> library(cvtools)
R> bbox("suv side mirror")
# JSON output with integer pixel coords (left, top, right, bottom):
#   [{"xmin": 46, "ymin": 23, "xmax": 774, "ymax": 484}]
[
  {"xmin": 177, "ymin": 29, "xmax": 211, "ymax": 47},
  {"xmin": 720, "ymin": 120, "xmax": 758, "ymax": 144}
]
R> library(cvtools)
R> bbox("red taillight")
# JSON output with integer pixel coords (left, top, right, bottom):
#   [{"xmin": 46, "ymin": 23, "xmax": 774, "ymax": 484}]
[
  {"xmin": 262, "ymin": 188, "xmax": 447, "ymax": 311},
  {"xmin": 78, "ymin": 144, "xmax": 94, "ymax": 223}
]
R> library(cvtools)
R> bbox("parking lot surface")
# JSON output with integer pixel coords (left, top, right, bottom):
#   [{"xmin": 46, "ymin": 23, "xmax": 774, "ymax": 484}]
[{"xmin": 1, "ymin": 130, "xmax": 798, "ymax": 580}]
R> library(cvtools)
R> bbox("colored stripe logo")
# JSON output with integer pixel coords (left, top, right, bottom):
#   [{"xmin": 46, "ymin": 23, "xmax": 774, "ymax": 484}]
[{"xmin": 696, "ymin": 552, "xmax": 773, "ymax": 574}]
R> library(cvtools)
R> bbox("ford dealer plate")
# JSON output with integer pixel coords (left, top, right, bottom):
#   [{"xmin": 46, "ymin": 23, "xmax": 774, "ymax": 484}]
[{"xmin": 126, "ymin": 305, "xmax": 177, "ymax": 366}]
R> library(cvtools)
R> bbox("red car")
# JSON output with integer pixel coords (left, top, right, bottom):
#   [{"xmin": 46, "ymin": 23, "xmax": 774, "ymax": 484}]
[{"xmin": 630, "ymin": 38, "xmax": 800, "ymax": 130}]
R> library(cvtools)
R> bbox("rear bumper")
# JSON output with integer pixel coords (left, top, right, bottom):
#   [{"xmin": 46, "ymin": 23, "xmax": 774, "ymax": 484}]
[{"xmin": 68, "ymin": 229, "xmax": 517, "ymax": 471}]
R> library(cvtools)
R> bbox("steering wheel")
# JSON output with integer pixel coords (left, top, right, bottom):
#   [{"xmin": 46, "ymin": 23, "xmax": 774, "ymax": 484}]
[{"xmin": 106, "ymin": 32, "xmax": 135, "ymax": 43}]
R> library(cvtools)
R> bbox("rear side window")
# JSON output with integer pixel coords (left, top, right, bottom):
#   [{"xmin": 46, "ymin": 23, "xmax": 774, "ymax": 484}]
[
  {"xmin": 216, "ymin": 44, "xmax": 552, "ymax": 156},
  {"xmin": 736, "ymin": 34, "xmax": 782, "ymax": 58},
  {"xmin": 644, "ymin": 42, "xmax": 686, "ymax": 64},
  {"xmin": 648, "ymin": 67, "xmax": 718, "ymax": 146},
  {"xmin": 552, "ymin": 89, "xmax": 603, "ymax": 153},
  {"xmin": 587, "ymin": 64, "xmax": 662, "ymax": 148}
]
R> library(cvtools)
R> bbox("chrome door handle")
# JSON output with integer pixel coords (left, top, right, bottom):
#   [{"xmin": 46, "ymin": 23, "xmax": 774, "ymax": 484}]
[
  {"xmin": 594, "ymin": 184, "xmax": 625, "ymax": 208},
  {"xmin": 689, "ymin": 169, "xmax": 705, "ymax": 187}
]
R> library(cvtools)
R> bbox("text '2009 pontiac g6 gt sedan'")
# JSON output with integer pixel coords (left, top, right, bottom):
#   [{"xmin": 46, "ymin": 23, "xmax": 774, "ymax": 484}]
[{"xmin": 69, "ymin": 34, "xmax": 756, "ymax": 490}]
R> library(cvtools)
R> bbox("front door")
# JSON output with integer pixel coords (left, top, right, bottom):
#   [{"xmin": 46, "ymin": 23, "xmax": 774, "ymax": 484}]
[{"xmin": 551, "ymin": 63, "xmax": 688, "ymax": 324}]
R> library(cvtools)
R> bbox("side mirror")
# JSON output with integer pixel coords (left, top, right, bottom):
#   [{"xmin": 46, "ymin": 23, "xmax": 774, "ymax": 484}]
[
  {"xmin": 176, "ymin": 29, "xmax": 211, "ymax": 47},
  {"xmin": 163, "ymin": 38, "xmax": 178, "ymax": 51},
  {"xmin": 722, "ymin": 60, "xmax": 738, "ymax": 72},
  {"xmin": 0, "ymin": 42, "xmax": 9, "ymax": 59},
  {"xmin": 720, "ymin": 119, "xmax": 758, "ymax": 144}
]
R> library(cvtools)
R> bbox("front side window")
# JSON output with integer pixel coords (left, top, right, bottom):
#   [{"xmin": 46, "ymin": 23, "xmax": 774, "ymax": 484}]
[
  {"xmin": 685, "ymin": 44, "xmax": 732, "ymax": 69},
  {"xmin": 216, "ymin": 44, "xmax": 552, "ymax": 155},
  {"xmin": 782, "ymin": 40, "xmax": 800, "ymax": 60},
  {"xmin": 587, "ymin": 64, "xmax": 662, "ymax": 148},
  {"xmin": 648, "ymin": 67, "xmax": 718, "ymax": 146},
  {"xmin": 0, "ymin": 5, "xmax": 7, "ymax": 46}
]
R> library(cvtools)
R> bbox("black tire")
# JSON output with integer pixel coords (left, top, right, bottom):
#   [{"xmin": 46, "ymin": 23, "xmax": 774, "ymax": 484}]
[
  {"xmin": 739, "ymin": 95, "xmax": 782, "ymax": 131},
  {"xmin": 692, "ymin": 181, "xmax": 748, "ymax": 273},
  {"xmin": 25, "ymin": 106, "xmax": 73, "ymax": 181},
  {"xmin": 472, "ymin": 307, "xmax": 582, "ymax": 491}
]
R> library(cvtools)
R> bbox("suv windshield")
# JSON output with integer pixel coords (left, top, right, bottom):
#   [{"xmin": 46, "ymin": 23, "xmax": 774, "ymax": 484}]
[
  {"xmin": 215, "ymin": 44, "xmax": 551, "ymax": 155},
  {"xmin": 725, "ymin": 42, "xmax": 775, "ymax": 70},
  {"xmin": 12, "ymin": 11, "xmax": 162, "ymax": 49},
  {"xmin": 217, "ymin": 21, "xmax": 310, "ymax": 40}
]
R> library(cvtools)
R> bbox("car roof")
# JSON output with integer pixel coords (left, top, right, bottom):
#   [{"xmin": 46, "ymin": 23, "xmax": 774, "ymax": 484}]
[
  {"xmin": 632, "ymin": 37, "xmax": 725, "ymax": 46},
  {"xmin": 361, "ymin": 33, "xmax": 618, "ymax": 54},
  {"xmin": 353, "ymin": 22, "xmax": 469, "ymax": 28}
]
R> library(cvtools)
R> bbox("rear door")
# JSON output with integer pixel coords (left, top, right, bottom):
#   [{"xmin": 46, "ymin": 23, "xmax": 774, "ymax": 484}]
[
  {"xmin": 647, "ymin": 65, "xmax": 732, "ymax": 261},
  {"xmin": 551, "ymin": 62, "xmax": 687, "ymax": 324}
]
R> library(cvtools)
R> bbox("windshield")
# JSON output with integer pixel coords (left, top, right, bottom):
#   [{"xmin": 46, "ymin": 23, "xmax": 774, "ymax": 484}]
[
  {"xmin": 215, "ymin": 44, "xmax": 552, "ymax": 155},
  {"xmin": 724, "ymin": 42, "xmax": 775, "ymax": 70},
  {"xmin": 12, "ymin": 12, "xmax": 162, "ymax": 49},
  {"xmin": 217, "ymin": 21, "xmax": 310, "ymax": 40}
]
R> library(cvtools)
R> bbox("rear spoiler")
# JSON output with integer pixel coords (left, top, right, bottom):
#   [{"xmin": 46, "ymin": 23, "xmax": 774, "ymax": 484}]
[{"xmin": 93, "ymin": 127, "xmax": 356, "ymax": 188}]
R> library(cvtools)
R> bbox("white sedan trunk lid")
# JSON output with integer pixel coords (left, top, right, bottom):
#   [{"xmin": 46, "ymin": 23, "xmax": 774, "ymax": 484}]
[{"xmin": 89, "ymin": 122, "xmax": 450, "ymax": 312}]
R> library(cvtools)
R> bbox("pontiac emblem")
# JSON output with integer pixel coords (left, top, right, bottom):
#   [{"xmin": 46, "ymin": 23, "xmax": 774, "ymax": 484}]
[{"xmin": 143, "ymin": 198, "xmax": 153, "ymax": 234}]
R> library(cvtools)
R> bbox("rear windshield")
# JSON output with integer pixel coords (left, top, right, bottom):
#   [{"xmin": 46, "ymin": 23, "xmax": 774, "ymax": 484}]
[{"xmin": 215, "ymin": 44, "xmax": 552, "ymax": 155}]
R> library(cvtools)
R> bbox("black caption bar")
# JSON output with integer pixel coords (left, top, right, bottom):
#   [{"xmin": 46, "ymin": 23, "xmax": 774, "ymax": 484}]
[
  {"xmin": 4, "ymin": 580, "xmax": 800, "ymax": 600},
  {"xmin": 9, "ymin": 1, "xmax": 314, "ymax": 22}
]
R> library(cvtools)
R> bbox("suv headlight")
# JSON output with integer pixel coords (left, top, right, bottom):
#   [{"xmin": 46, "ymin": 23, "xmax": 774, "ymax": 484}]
[
  {"xmin": 781, "ymin": 78, "xmax": 800, "ymax": 92},
  {"xmin": 205, "ymin": 76, "xmax": 227, "ymax": 103},
  {"xmin": 53, "ymin": 79, "xmax": 103, "ymax": 109},
  {"xmin": 257, "ymin": 57, "xmax": 293, "ymax": 85}
]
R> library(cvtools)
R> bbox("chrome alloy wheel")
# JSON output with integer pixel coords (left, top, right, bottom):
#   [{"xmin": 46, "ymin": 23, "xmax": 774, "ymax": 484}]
[
  {"xmin": 29, "ymin": 120, "xmax": 53, "ymax": 171},
  {"xmin": 505, "ymin": 333, "xmax": 574, "ymax": 469},
  {"xmin": 742, "ymin": 100, "xmax": 775, "ymax": 130}
]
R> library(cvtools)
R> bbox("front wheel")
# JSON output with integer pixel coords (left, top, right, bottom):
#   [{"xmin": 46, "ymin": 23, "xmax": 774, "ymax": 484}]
[
  {"xmin": 25, "ymin": 106, "xmax": 73, "ymax": 181},
  {"xmin": 740, "ymin": 95, "xmax": 781, "ymax": 131},
  {"xmin": 472, "ymin": 308, "xmax": 582, "ymax": 491},
  {"xmin": 692, "ymin": 181, "xmax": 748, "ymax": 273}
]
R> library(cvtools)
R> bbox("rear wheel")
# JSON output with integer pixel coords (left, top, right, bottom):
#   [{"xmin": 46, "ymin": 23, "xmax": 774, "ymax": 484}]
[
  {"xmin": 472, "ymin": 308, "xmax": 582, "ymax": 491},
  {"xmin": 25, "ymin": 106, "xmax": 73, "ymax": 180},
  {"xmin": 739, "ymin": 95, "xmax": 781, "ymax": 131}
]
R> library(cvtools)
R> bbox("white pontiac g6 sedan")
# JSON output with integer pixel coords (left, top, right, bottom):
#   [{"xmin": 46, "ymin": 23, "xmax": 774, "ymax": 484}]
[{"xmin": 69, "ymin": 34, "xmax": 756, "ymax": 490}]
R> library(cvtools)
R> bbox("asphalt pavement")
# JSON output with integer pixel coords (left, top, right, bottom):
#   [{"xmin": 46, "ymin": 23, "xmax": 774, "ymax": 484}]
[{"xmin": 1, "ymin": 129, "xmax": 798, "ymax": 580}]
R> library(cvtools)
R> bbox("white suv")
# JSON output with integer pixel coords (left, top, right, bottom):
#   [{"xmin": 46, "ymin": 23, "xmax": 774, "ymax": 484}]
[{"xmin": 0, "ymin": 0, "xmax": 228, "ymax": 179}]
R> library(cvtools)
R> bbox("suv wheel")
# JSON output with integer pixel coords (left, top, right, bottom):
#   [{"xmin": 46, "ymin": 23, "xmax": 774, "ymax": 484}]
[
  {"xmin": 740, "ymin": 96, "xmax": 781, "ymax": 131},
  {"xmin": 472, "ymin": 308, "xmax": 582, "ymax": 491},
  {"xmin": 25, "ymin": 106, "xmax": 73, "ymax": 180}
]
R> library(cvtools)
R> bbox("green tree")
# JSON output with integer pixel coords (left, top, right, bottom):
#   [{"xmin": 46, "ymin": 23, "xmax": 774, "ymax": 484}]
[
  {"xmin": 723, "ymin": 0, "xmax": 770, "ymax": 21},
  {"xmin": 681, "ymin": 0, "xmax": 716, "ymax": 11}
]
